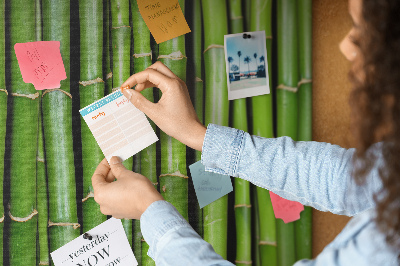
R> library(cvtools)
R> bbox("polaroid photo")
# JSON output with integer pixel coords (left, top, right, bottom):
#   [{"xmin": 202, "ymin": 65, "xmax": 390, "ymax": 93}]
[{"xmin": 224, "ymin": 31, "xmax": 270, "ymax": 100}]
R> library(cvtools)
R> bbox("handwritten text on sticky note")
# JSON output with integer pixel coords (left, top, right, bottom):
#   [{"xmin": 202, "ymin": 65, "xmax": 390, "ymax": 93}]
[
  {"xmin": 189, "ymin": 161, "xmax": 233, "ymax": 209},
  {"xmin": 51, "ymin": 218, "xmax": 137, "ymax": 266},
  {"xmin": 269, "ymin": 192, "xmax": 304, "ymax": 223},
  {"xmin": 136, "ymin": 0, "xmax": 191, "ymax": 44},
  {"xmin": 14, "ymin": 41, "xmax": 67, "ymax": 90}
]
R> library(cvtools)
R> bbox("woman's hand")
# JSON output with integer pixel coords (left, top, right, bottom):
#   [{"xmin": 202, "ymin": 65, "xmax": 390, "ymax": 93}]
[
  {"xmin": 91, "ymin": 157, "xmax": 164, "ymax": 220},
  {"xmin": 120, "ymin": 61, "xmax": 206, "ymax": 151}
]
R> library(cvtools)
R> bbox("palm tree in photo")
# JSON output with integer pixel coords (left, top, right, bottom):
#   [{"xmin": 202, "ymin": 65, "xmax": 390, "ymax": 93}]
[
  {"xmin": 253, "ymin": 53, "xmax": 258, "ymax": 76},
  {"xmin": 259, "ymin": 55, "xmax": 266, "ymax": 77},
  {"xmin": 228, "ymin": 56, "xmax": 234, "ymax": 73},
  {"xmin": 237, "ymin": 50, "xmax": 242, "ymax": 78},
  {"xmin": 244, "ymin": 56, "xmax": 251, "ymax": 78}
]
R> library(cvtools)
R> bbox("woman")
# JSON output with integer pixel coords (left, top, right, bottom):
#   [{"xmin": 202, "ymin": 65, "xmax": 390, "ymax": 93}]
[{"xmin": 91, "ymin": 0, "xmax": 400, "ymax": 264}]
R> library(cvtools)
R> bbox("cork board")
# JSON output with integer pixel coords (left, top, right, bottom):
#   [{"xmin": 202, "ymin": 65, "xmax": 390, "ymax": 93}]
[{"xmin": 312, "ymin": 0, "xmax": 353, "ymax": 257}]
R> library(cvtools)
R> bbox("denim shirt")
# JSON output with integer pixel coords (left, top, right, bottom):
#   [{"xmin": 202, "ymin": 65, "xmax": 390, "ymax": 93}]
[{"xmin": 140, "ymin": 124, "xmax": 399, "ymax": 265}]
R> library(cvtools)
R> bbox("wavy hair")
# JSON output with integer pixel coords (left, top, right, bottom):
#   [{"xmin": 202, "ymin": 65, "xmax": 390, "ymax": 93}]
[{"xmin": 350, "ymin": 0, "xmax": 400, "ymax": 253}]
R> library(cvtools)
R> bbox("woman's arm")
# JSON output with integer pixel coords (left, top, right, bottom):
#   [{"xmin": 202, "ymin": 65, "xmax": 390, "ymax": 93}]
[{"xmin": 202, "ymin": 124, "xmax": 383, "ymax": 216}]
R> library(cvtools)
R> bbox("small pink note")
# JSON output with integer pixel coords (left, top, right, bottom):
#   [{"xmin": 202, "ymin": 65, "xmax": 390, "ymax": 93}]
[
  {"xmin": 269, "ymin": 191, "xmax": 304, "ymax": 223},
  {"xmin": 14, "ymin": 41, "xmax": 67, "ymax": 90}
]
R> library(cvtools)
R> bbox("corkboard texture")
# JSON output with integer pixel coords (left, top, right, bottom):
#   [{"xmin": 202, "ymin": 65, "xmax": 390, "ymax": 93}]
[{"xmin": 312, "ymin": 0, "xmax": 354, "ymax": 257}]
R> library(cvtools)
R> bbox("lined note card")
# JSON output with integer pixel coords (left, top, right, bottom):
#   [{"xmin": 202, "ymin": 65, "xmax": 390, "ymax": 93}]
[{"xmin": 80, "ymin": 89, "xmax": 158, "ymax": 163}]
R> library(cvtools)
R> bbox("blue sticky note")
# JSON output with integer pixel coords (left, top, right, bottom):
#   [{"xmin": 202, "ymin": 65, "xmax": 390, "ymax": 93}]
[{"xmin": 189, "ymin": 161, "xmax": 233, "ymax": 209}]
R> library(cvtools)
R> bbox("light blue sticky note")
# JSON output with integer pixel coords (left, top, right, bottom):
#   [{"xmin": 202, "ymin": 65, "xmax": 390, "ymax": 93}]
[{"xmin": 189, "ymin": 160, "xmax": 233, "ymax": 209}]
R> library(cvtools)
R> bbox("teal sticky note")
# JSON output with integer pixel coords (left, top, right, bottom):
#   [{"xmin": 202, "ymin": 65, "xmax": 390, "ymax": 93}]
[{"xmin": 189, "ymin": 161, "xmax": 233, "ymax": 209}]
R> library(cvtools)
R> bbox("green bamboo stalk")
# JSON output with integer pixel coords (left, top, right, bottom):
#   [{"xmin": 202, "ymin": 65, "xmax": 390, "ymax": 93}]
[
  {"xmin": 42, "ymin": 0, "xmax": 80, "ymax": 255},
  {"xmin": 111, "ymin": 0, "xmax": 133, "ymax": 246},
  {"xmin": 187, "ymin": 0, "xmax": 203, "ymax": 237},
  {"xmin": 79, "ymin": 0, "xmax": 107, "ymax": 233},
  {"xmin": 250, "ymin": 0, "xmax": 277, "ymax": 265},
  {"xmin": 133, "ymin": 150, "xmax": 142, "ymax": 264},
  {"xmin": 277, "ymin": 1, "xmax": 298, "ymax": 265},
  {"xmin": 159, "ymin": 0, "xmax": 188, "ymax": 221},
  {"xmin": 131, "ymin": 0, "xmax": 156, "ymax": 264},
  {"xmin": 202, "ymin": 0, "xmax": 229, "ymax": 259},
  {"xmin": 0, "ymin": 0, "xmax": 6, "ymax": 263},
  {"xmin": 8, "ymin": 0, "xmax": 39, "ymax": 264},
  {"xmin": 295, "ymin": 0, "xmax": 312, "ymax": 260},
  {"xmin": 105, "ymin": 0, "xmax": 113, "ymax": 95},
  {"xmin": 228, "ymin": 1, "xmax": 252, "ymax": 265},
  {"xmin": 252, "ymin": 189, "xmax": 261, "ymax": 266}
]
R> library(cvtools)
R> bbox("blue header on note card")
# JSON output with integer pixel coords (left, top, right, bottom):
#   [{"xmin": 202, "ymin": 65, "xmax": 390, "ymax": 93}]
[{"xmin": 80, "ymin": 91, "xmax": 123, "ymax": 116}]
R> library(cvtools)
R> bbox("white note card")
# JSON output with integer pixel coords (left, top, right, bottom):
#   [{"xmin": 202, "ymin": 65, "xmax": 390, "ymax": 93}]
[
  {"xmin": 80, "ymin": 89, "xmax": 158, "ymax": 163},
  {"xmin": 51, "ymin": 218, "xmax": 137, "ymax": 266}
]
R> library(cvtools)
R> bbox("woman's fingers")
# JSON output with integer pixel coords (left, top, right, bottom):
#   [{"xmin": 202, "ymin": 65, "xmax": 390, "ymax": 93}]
[
  {"xmin": 147, "ymin": 61, "xmax": 178, "ymax": 79},
  {"xmin": 120, "ymin": 68, "xmax": 174, "ymax": 93},
  {"xmin": 92, "ymin": 159, "xmax": 110, "ymax": 190}
]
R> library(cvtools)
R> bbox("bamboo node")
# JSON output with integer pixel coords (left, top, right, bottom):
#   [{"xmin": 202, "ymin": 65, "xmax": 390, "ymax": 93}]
[
  {"xmin": 0, "ymin": 88, "xmax": 8, "ymax": 95},
  {"xmin": 36, "ymin": 156, "xmax": 45, "ymax": 163},
  {"xmin": 141, "ymin": 238, "xmax": 146, "ymax": 242},
  {"xmin": 276, "ymin": 84, "xmax": 298, "ymax": 93},
  {"xmin": 158, "ymin": 51, "xmax": 187, "ymax": 60},
  {"xmin": 82, "ymin": 191, "xmax": 94, "ymax": 202},
  {"xmin": 231, "ymin": 15, "xmax": 243, "ymax": 20},
  {"xmin": 106, "ymin": 72, "xmax": 113, "ymax": 80},
  {"xmin": 133, "ymin": 52, "xmax": 152, "ymax": 60},
  {"xmin": 42, "ymin": 88, "xmax": 72, "ymax": 99},
  {"xmin": 79, "ymin": 77, "xmax": 105, "ymax": 87},
  {"xmin": 112, "ymin": 87, "xmax": 120, "ymax": 93},
  {"xmin": 203, "ymin": 44, "xmax": 224, "ymax": 54},
  {"xmin": 235, "ymin": 260, "xmax": 252, "ymax": 265},
  {"xmin": 48, "ymin": 220, "xmax": 81, "ymax": 230},
  {"xmin": 266, "ymin": 35, "xmax": 273, "ymax": 39},
  {"xmin": 234, "ymin": 204, "xmax": 252, "ymax": 208},
  {"xmin": 111, "ymin": 25, "xmax": 131, "ymax": 29},
  {"xmin": 152, "ymin": 182, "xmax": 158, "ymax": 186},
  {"xmin": 9, "ymin": 209, "xmax": 38, "ymax": 222},
  {"xmin": 259, "ymin": 240, "xmax": 277, "ymax": 246},
  {"xmin": 159, "ymin": 170, "xmax": 188, "ymax": 179},
  {"xmin": 11, "ymin": 92, "xmax": 40, "ymax": 100},
  {"xmin": 0, "ymin": 213, "xmax": 4, "ymax": 223},
  {"xmin": 195, "ymin": 77, "xmax": 203, "ymax": 82},
  {"xmin": 298, "ymin": 78, "xmax": 312, "ymax": 87},
  {"xmin": 162, "ymin": 185, "xmax": 166, "ymax": 192},
  {"xmin": 39, "ymin": 261, "xmax": 49, "ymax": 265},
  {"xmin": 205, "ymin": 218, "xmax": 222, "ymax": 227}
]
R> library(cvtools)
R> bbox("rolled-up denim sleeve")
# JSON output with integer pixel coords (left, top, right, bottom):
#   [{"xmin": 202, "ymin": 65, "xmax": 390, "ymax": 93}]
[
  {"xmin": 140, "ymin": 200, "xmax": 234, "ymax": 266},
  {"xmin": 201, "ymin": 124, "xmax": 383, "ymax": 216}
]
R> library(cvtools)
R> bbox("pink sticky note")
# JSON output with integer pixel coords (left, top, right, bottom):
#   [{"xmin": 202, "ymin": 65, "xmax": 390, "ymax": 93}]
[
  {"xmin": 269, "ymin": 192, "xmax": 304, "ymax": 223},
  {"xmin": 14, "ymin": 41, "xmax": 67, "ymax": 90}
]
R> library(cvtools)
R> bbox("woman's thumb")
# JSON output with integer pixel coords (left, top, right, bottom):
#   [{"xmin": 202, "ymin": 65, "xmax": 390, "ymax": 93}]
[
  {"xmin": 109, "ymin": 156, "xmax": 127, "ymax": 178},
  {"xmin": 122, "ymin": 89, "xmax": 154, "ymax": 115}
]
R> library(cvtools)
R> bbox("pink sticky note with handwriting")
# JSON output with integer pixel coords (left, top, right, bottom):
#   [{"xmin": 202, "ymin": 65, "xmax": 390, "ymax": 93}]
[
  {"xmin": 269, "ymin": 192, "xmax": 304, "ymax": 223},
  {"xmin": 14, "ymin": 41, "xmax": 67, "ymax": 90}
]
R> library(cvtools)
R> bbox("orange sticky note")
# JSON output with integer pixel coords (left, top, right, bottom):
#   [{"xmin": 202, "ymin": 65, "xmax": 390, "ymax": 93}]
[
  {"xmin": 269, "ymin": 192, "xmax": 304, "ymax": 223},
  {"xmin": 14, "ymin": 41, "xmax": 67, "ymax": 91},
  {"xmin": 136, "ymin": 0, "xmax": 191, "ymax": 44}
]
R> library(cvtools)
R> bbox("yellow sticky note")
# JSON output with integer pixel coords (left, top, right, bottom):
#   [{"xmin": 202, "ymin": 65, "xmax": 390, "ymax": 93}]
[{"xmin": 137, "ymin": 0, "xmax": 191, "ymax": 44}]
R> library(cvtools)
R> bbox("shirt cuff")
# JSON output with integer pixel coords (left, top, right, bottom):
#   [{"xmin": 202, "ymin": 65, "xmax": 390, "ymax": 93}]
[
  {"xmin": 201, "ymin": 123, "xmax": 245, "ymax": 177},
  {"xmin": 140, "ymin": 200, "xmax": 190, "ymax": 259}
]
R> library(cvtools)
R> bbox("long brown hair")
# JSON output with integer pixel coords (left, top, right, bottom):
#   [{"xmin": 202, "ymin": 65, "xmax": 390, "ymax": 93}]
[{"xmin": 350, "ymin": 0, "xmax": 400, "ymax": 252}]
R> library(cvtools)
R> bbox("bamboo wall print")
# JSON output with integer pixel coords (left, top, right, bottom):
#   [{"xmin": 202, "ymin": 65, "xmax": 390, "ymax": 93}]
[
  {"xmin": 42, "ymin": 0, "xmax": 80, "ymax": 254},
  {"xmin": 277, "ymin": 1, "xmax": 298, "ymax": 265},
  {"xmin": 250, "ymin": 0, "xmax": 277, "ymax": 265},
  {"xmin": 202, "ymin": 0, "xmax": 229, "ymax": 258},
  {"xmin": 111, "ymin": 0, "xmax": 133, "ymax": 245},
  {"xmin": 0, "ymin": 0, "xmax": 6, "ymax": 263},
  {"xmin": 79, "ymin": 0, "xmax": 107, "ymax": 233},
  {"xmin": 105, "ymin": 0, "xmax": 113, "ymax": 95},
  {"xmin": 295, "ymin": 0, "xmax": 313, "ymax": 260},
  {"xmin": 228, "ymin": 0, "xmax": 252, "ymax": 265},
  {"xmin": 131, "ymin": 0, "xmax": 156, "ymax": 264},
  {"xmin": 159, "ymin": 0, "xmax": 188, "ymax": 221},
  {"xmin": 8, "ymin": 0, "xmax": 39, "ymax": 264}
]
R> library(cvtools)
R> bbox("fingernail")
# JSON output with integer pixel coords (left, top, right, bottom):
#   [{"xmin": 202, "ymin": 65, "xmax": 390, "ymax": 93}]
[
  {"xmin": 110, "ymin": 156, "xmax": 122, "ymax": 165},
  {"xmin": 121, "ymin": 85, "xmax": 130, "ymax": 92},
  {"xmin": 123, "ymin": 89, "xmax": 133, "ymax": 100}
]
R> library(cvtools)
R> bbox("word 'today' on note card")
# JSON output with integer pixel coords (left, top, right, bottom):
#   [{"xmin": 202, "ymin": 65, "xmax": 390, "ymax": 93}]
[
  {"xmin": 80, "ymin": 89, "xmax": 158, "ymax": 163},
  {"xmin": 136, "ymin": 0, "xmax": 191, "ymax": 44},
  {"xmin": 51, "ymin": 218, "xmax": 137, "ymax": 266},
  {"xmin": 189, "ymin": 161, "xmax": 233, "ymax": 209},
  {"xmin": 269, "ymin": 192, "xmax": 304, "ymax": 223},
  {"xmin": 14, "ymin": 41, "xmax": 67, "ymax": 91}
]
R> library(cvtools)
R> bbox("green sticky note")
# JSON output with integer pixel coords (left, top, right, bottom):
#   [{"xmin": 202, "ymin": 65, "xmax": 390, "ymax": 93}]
[{"xmin": 189, "ymin": 161, "xmax": 233, "ymax": 209}]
